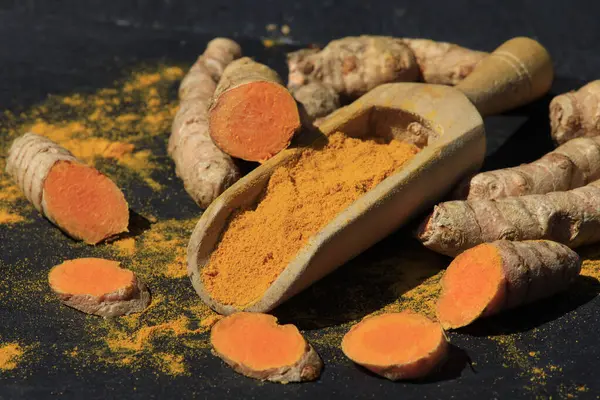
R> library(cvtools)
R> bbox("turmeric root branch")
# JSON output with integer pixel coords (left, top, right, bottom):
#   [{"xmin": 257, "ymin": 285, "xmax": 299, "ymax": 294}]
[{"xmin": 550, "ymin": 80, "xmax": 600, "ymax": 145}]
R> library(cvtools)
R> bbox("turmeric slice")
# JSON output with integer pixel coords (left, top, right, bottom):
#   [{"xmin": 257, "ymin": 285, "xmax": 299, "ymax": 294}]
[
  {"xmin": 454, "ymin": 136, "xmax": 600, "ymax": 200},
  {"xmin": 209, "ymin": 57, "xmax": 301, "ymax": 162},
  {"xmin": 437, "ymin": 240, "xmax": 581, "ymax": 329},
  {"xmin": 550, "ymin": 80, "xmax": 600, "ymax": 145},
  {"xmin": 48, "ymin": 258, "xmax": 151, "ymax": 317},
  {"xmin": 341, "ymin": 311, "xmax": 448, "ymax": 381},
  {"xmin": 169, "ymin": 37, "xmax": 242, "ymax": 209},
  {"xmin": 210, "ymin": 312, "xmax": 322, "ymax": 383},
  {"xmin": 418, "ymin": 179, "xmax": 600, "ymax": 256},
  {"xmin": 5, "ymin": 133, "xmax": 129, "ymax": 244}
]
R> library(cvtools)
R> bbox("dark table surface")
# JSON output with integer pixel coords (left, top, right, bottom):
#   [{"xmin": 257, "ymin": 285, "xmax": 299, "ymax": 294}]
[{"xmin": 1, "ymin": 1, "xmax": 600, "ymax": 399}]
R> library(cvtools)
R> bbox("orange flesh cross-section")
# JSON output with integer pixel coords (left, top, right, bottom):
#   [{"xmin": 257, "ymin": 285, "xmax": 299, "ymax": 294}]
[
  {"xmin": 48, "ymin": 258, "xmax": 134, "ymax": 297},
  {"xmin": 342, "ymin": 312, "xmax": 444, "ymax": 367},
  {"xmin": 437, "ymin": 244, "xmax": 506, "ymax": 329},
  {"xmin": 43, "ymin": 161, "xmax": 129, "ymax": 244},
  {"xmin": 211, "ymin": 313, "xmax": 306, "ymax": 371},
  {"xmin": 210, "ymin": 82, "xmax": 300, "ymax": 162}
]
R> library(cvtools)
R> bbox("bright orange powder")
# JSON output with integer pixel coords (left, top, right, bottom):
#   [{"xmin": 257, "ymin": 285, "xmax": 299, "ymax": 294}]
[
  {"xmin": 202, "ymin": 132, "xmax": 420, "ymax": 307},
  {"xmin": 48, "ymin": 258, "xmax": 134, "ymax": 297}
]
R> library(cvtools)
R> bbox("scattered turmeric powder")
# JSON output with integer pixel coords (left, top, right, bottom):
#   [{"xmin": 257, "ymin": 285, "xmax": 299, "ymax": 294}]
[
  {"xmin": 202, "ymin": 132, "xmax": 420, "ymax": 308},
  {"xmin": 0, "ymin": 210, "xmax": 25, "ymax": 224},
  {"xmin": 0, "ymin": 343, "xmax": 24, "ymax": 371}
]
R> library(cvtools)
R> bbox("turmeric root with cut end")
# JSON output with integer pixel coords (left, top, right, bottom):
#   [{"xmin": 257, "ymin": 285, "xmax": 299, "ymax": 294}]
[
  {"xmin": 209, "ymin": 57, "xmax": 301, "ymax": 162},
  {"xmin": 437, "ymin": 240, "xmax": 580, "ymax": 329},
  {"xmin": 287, "ymin": 36, "xmax": 419, "ymax": 99},
  {"xmin": 401, "ymin": 38, "xmax": 487, "ymax": 85},
  {"xmin": 341, "ymin": 311, "xmax": 448, "ymax": 381},
  {"xmin": 48, "ymin": 258, "xmax": 151, "ymax": 317},
  {"xmin": 5, "ymin": 133, "xmax": 129, "ymax": 244},
  {"xmin": 210, "ymin": 312, "xmax": 322, "ymax": 383},
  {"xmin": 550, "ymin": 80, "xmax": 600, "ymax": 145},
  {"xmin": 454, "ymin": 136, "xmax": 600, "ymax": 200},
  {"xmin": 169, "ymin": 37, "xmax": 242, "ymax": 208},
  {"xmin": 418, "ymin": 179, "xmax": 600, "ymax": 257}
]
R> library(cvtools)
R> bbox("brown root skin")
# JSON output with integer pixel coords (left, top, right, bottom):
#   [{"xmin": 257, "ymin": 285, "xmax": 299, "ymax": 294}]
[
  {"xmin": 437, "ymin": 240, "xmax": 581, "ymax": 329},
  {"xmin": 5, "ymin": 133, "xmax": 129, "ymax": 245},
  {"xmin": 401, "ymin": 38, "xmax": 487, "ymax": 85},
  {"xmin": 48, "ymin": 258, "xmax": 151, "ymax": 318},
  {"xmin": 170, "ymin": 38, "xmax": 242, "ymax": 208},
  {"xmin": 550, "ymin": 80, "xmax": 600, "ymax": 145},
  {"xmin": 287, "ymin": 36, "xmax": 419, "ymax": 99},
  {"xmin": 291, "ymin": 82, "xmax": 340, "ymax": 122},
  {"xmin": 453, "ymin": 136, "xmax": 600, "ymax": 200},
  {"xmin": 209, "ymin": 57, "xmax": 301, "ymax": 162},
  {"xmin": 342, "ymin": 311, "xmax": 448, "ymax": 381},
  {"xmin": 418, "ymin": 179, "xmax": 600, "ymax": 257},
  {"xmin": 210, "ymin": 312, "xmax": 322, "ymax": 383}
]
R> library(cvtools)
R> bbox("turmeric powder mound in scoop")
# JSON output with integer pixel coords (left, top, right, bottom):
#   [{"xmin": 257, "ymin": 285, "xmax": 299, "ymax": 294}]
[
  {"xmin": 210, "ymin": 312, "xmax": 322, "ymax": 383},
  {"xmin": 48, "ymin": 258, "xmax": 151, "ymax": 317}
]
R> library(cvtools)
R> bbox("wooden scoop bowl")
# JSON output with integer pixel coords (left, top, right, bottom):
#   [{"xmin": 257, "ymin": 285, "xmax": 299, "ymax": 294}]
[{"xmin": 188, "ymin": 37, "xmax": 553, "ymax": 315}]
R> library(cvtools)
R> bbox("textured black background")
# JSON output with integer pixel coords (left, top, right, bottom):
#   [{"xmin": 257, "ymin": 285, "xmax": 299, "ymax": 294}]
[{"xmin": 1, "ymin": 1, "xmax": 600, "ymax": 398}]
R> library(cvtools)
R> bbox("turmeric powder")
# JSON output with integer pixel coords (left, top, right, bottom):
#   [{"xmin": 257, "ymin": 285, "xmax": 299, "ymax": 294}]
[{"xmin": 202, "ymin": 132, "xmax": 420, "ymax": 308}]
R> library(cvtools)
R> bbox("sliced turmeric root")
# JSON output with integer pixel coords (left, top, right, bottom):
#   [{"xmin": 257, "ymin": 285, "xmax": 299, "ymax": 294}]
[
  {"xmin": 5, "ymin": 133, "xmax": 129, "ymax": 244},
  {"xmin": 209, "ymin": 57, "xmax": 301, "ymax": 162},
  {"xmin": 341, "ymin": 311, "xmax": 448, "ymax": 381},
  {"xmin": 437, "ymin": 240, "xmax": 581, "ymax": 329},
  {"xmin": 48, "ymin": 258, "xmax": 151, "ymax": 317},
  {"xmin": 210, "ymin": 312, "xmax": 322, "ymax": 383}
]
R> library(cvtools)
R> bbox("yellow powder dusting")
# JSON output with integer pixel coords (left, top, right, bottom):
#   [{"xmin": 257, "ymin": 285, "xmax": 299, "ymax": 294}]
[
  {"xmin": 112, "ymin": 237, "xmax": 136, "ymax": 256},
  {"xmin": 0, "ymin": 210, "xmax": 25, "ymax": 224},
  {"xmin": 203, "ymin": 132, "xmax": 420, "ymax": 307},
  {"xmin": 163, "ymin": 67, "xmax": 184, "ymax": 80},
  {"xmin": 107, "ymin": 316, "xmax": 195, "ymax": 352},
  {"xmin": 0, "ymin": 343, "xmax": 24, "ymax": 370},
  {"xmin": 157, "ymin": 353, "xmax": 186, "ymax": 376},
  {"xmin": 199, "ymin": 315, "xmax": 222, "ymax": 328},
  {"xmin": 165, "ymin": 253, "xmax": 187, "ymax": 279},
  {"xmin": 29, "ymin": 121, "xmax": 90, "ymax": 142}
]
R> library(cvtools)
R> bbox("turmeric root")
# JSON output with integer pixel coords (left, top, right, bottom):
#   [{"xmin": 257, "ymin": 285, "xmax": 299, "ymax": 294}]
[
  {"xmin": 550, "ymin": 80, "xmax": 600, "ymax": 145},
  {"xmin": 208, "ymin": 57, "xmax": 301, "ymax": 162},
  {"xmin": 5, "ymin": 133, "xmax": 129, "ymax": 244},
  {"xmin": 287, "ymin": 36, "xmax": 419, "ymax": 99},
  {"xmin": 48, "ymin": 258, "xmax": 151, "ymax": 317},
  {"xmin": 210, "ymin": 312, "xmax": 322, "ymax": 383},
  {"xmin": 437, "ymin": 240, "xmax": 580, "ymax": 329},
  {"xmin": 454, "ymin": 136, "xmax": 600, "ymax": 200},
  {"xmin": 402, "ymin": 38, "xmax": 487, "ymax": 85},
  {"xmin": 290, "ymin": 82, "xmax": 340, "ymax": 122},
  {"xmin": 169, "ymin": 38, "xmax": 242, "ymax": 208},
  {"xmin": 341, "ymin": 311, "xmax": 448, "ymax": 381},
  {"xmin": 418, "ymin": 179, "xmax": 600, "ymax": 256}
]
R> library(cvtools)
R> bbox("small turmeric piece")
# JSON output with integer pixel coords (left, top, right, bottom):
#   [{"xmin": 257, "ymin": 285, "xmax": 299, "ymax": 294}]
[
  {"xmin": 210, "ymin": 312, "xmax": 322, "ymax": 383},
  {"xmin": 437, "ymin": 240, "xmax": 581, "ymax": 329},
  {"xmin": 454, "ymin": 136, "xmax": 600, "ymax": 200},
  {"xmin": 5, "ymin": 133, "xmax": 129, "ymax": 244},
  {"xmin": 169, "ymin": 38, "xmax": 242, "ymax": 208},
  {"xmin": 341, "ymin": 311, "xmax": 448, "ymax": 381},
  {"xmin": 550, "ymin": 80, "xmax": 600, "ymax": 145},
  {"xmin": 418, "ymin": 179, "xmax": 600, "ymax": 256},
  {"xmin": 209, "ymin": 57, "xmax": 301, "ymax": 162},
  {"xmin": 48, "ymin": 258, "xmax": 151, "ymax": 317}
]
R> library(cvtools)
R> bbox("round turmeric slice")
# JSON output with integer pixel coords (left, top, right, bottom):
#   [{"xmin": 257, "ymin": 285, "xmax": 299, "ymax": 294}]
[
  {"xmin": 210, "ymin": 312, "xmax": 322, "ymax": 383},
  {"xmin": 43, "ymin": 161, "xmax": 129, "ymax": 245},
  {"xmin": 48, "ymin": 258, "xmax": 151, "ymax": 317},
  {"xmin": 341, "ymin": 311, "xmax": 448, "ymax": 381}
]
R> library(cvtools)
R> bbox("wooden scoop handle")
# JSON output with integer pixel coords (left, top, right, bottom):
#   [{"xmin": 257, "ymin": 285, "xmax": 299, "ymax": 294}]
[{"xmin": 456, "ymin": 37, "xmax": 553, "ymax": 116}]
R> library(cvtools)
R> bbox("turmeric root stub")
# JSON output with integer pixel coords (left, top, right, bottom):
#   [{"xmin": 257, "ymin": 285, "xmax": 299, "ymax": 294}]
[
  {"xmin": 342, "ymin": 311, "xmax": 448, "ymax": 381},
  {"xmin": 210, "ymin": 312, "xmax": 322, "ymax": 383}
]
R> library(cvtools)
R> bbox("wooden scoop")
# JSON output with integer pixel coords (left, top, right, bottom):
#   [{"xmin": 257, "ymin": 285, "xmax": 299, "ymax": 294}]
[{"xmin": 188, "ymin": 37, "xmax": 553, "ymax": 315}]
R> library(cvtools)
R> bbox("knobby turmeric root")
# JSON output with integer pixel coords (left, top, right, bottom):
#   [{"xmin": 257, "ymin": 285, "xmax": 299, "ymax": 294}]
[
  {"xmin": 402, "ymin": 38, "xmax": 487, "ymax": 85},
  {"xmin": 290, "ymin": 81, "xmax": 340, "ymax": 123},
  {"xmin": 341, "ymin": 311, "xmax": 448, "ymax": 381},
  {"xmin": 210, "ymin": 312, "xmax": 322, "ymax": 383},
  {"xmin": 418, "ymin": 179, "xmax": 600, "ymax": 256},
  {"xmin": 209, "ymin": 57, "xmax": 301, "ymax": 162},
  {"xmin": 550, "ymin": 80, "xmax": 600, "ymax": 145},
  {"xmin": 437, "ymin": 240, "xmax": 580, "ymax": 329},
  {"xmin": 169, "ymin": 37, "xmax": 242, "ymax": 209},
  {"xmin": 5, "ymin": 133, "xmax": 129, "ymax": 244},
  {"xmin": 48, "ymin": 258, "xmax": 151, "ymax": 317},
  {"xmin": 454, "ymin": 136, "xmax": 600, "ymax": 200}
]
